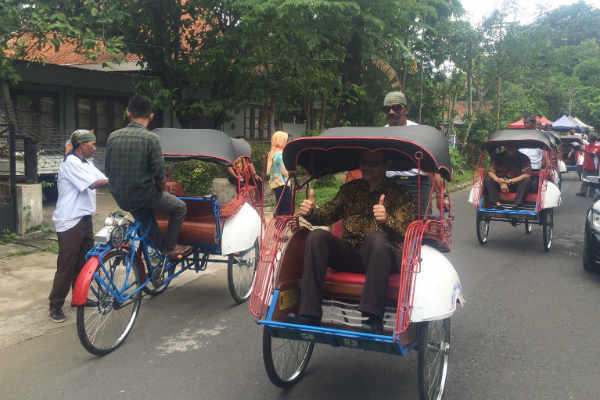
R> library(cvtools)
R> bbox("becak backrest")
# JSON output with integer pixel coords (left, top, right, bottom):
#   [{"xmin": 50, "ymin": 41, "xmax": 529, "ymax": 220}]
[{"xmin": 155, "ymin": 197, "xmax": 218, "ymax": 245}]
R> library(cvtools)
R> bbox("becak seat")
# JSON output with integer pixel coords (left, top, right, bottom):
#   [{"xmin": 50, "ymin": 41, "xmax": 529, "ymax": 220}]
[
  {"xmin": 322, "ymin": 219, "xmax": 402, "ymax": 301},
  {"xmin": 156, "ymin": 197, "xmax": 218, "ymax": 245}
]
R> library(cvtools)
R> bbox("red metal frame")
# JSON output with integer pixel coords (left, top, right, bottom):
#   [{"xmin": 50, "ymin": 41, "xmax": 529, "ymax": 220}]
[{"xmin": 249, "ymin": 215, "xmax": 296, "ymax": 319}]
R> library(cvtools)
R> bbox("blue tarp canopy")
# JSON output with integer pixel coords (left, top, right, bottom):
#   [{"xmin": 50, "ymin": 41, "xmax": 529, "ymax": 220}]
[{"xmin": 552, "ymin": 115, "xmax": 582, "ymax": 131}]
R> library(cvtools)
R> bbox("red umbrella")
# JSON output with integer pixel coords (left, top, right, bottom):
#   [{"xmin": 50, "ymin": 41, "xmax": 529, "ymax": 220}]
[
  {"xmin": 508, "ymin": 115, "xmax": 553, "ymax": 129},
  {"xmin": 508, "ymin": 118, "xmax": 525, "ymax": 129}
]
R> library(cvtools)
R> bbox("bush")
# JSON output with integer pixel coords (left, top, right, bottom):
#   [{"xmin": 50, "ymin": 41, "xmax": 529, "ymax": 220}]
[
  {"xmin": 166, "ymin": 160, "xmax": 226, "ymax": 195},
  {"xmin": 249, "ymin": 141, "xmax": 270, "ymax": 176},
  {"xmin": 312, "ymin": 174, "xmax": 337, "ymax": 188}
]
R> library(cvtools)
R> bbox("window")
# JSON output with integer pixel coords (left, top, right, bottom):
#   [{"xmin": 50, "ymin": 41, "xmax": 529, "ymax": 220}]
[
  {"xmin": 12, "ymin": 92, "xmax": 60, "ymax": 152},
  {"xmin": 76, "ymin": 96, "xmax": 128, "ymax": 146}
]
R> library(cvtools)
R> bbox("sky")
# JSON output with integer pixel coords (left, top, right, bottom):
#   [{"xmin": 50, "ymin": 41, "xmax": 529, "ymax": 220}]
[{"xmin": 460, "ymin": 0, "xmax": 600, "ymax": 26}]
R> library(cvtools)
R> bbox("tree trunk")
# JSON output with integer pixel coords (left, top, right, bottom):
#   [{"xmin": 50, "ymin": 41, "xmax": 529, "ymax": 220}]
[
  {"xmin": 320, "ymin": 96, "xmax": 327, "ymax": 131},
  {"xmin": 272, "ymin": 96, "xmax": 279, "ymax": 131},
  {"xmin": 496, "ymin": 75, "xmax": 502, "ymax": 130},
  {"xmin": 467, "ymin": 38, "xmax": 473, "ymax": 117}
]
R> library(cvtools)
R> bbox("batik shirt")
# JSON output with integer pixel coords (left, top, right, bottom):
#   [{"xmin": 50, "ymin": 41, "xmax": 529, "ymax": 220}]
[
  {"xmin": 305, "ymin": 178, "xmax": 415, "ymax": 247},
  {"xmin": 105, "ymin": 122, "xmax": 166, "ymax": 211}
]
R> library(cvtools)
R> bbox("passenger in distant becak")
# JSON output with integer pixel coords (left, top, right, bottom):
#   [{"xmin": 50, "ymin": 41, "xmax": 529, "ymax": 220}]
[
  {"xmin": 518, "ymin": 114, "xmax": 543, "ymax": 192},
  {"xmin": 484, "ymin": 144, "xmax": 532, "ymax": 207},
  {"xmin": 49, "ymin": 129, "xmax": 108, "ymax": 323},
  {"xmin": 577, "ymin": 136, "xmax": 600, "ymax": 197},
  {"xmin": 266, "ymin": 130, "xmax": 291, "ymax": 215}
]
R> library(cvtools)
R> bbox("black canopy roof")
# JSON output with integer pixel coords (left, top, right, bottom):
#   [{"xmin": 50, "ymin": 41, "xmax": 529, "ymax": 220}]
[
  {"xmin": 153, "ymin": 128, "xmax": 251, "ymax": 165},
  {"xmin": 282, "ymin": 125, "xmax": 452, "ymax": 181},
  {"xmin": 483, "ymin": 129, "xmax": 552, "ymax": 151}
]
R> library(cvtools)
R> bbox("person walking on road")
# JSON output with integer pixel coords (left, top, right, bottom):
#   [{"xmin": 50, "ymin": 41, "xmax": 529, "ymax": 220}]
[
  {"xmin": 49, "ymin": 130, "xmax": 108, "ymax": 323},
  {"xmin": 267, "ymin": 130, "xmax": 292, "ymax": 216},
  {"xmin": 105, "ymin": 94, "xmax": 190, "ymax": 259}
]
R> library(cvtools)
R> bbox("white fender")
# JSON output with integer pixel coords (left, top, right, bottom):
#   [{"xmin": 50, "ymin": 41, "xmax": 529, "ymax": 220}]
[
  {"xmin": 551, "ymin": 168, "xmax": 560, "ymax": 186},
  {"xmin": 468, "ymin": 185, "xmax": 481, "ymax": 207},
  {"xmin": 558, "ymin": 160, "xmax": 567, "ymax": 173},
  {"xmin": 542, "ymin": 181, "xmax": 561, "ymax": 209},
  {"xmin": 221, "ymin": 202, "xmax": 261, "ymax": 255},
  {"xmin": 411, "ymin": 245, "xmax": 464, "ymax": 322}
]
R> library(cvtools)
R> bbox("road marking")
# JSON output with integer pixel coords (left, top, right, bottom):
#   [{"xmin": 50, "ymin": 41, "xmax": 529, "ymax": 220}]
[{"xmin": 156, "ymin": 322, "xmax": 226, "ymax": 355}]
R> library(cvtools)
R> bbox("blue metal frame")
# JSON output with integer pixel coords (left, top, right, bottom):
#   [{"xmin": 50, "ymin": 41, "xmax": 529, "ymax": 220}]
[
  {"xmin": 85, "ymin": 195, "xmax": 235, "ymax": 306},
  {"xmin": 258, "ymin": 290, "xmax": 418, "ymax": 356},
  {"xmin": 477, "ymin": 197, "xmax": 540, "ymax": 222}
]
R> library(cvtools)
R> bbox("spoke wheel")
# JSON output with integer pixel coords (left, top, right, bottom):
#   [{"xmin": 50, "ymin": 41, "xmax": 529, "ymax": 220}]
[
  {"xmin": 525, "ymin": 220, "xmax": 533, "ymax": 234},
  {"xmin": 263, "ymin": 327, "xmax": 315, "ymax": 388},
  {"xmin": 542, "ymin": 209, "xmax": 553, "ymax": 252},
  {"xmin": 476, "ymin": 213, "xmax": 489, "ymax": 245},
  {"xmin": 77, "ymin": 250, "xmax": 142, "ymax": 356},
  {"xmin": 227, "ymin": 240, "xmax": 259, "ymax": 304},
  {"xmin": 418, "ymin": 318, "xmax": 451, "ymax": 400}
]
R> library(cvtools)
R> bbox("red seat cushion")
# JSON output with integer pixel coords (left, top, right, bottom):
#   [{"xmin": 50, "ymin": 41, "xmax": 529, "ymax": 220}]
[
  {"xmin": 165, "ymin": 181, "xmax": 184, "ymax": 196},
  {"xmin": 325, "ymin": 268, "xmax": 401, "ymax": 289},
  {"xmin": 498, "ymin": 192, "xmax": 538, "ymax": 203}
]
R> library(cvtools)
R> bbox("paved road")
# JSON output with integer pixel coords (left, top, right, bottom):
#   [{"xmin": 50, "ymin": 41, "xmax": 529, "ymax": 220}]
[{"xmin": 1, "ymin": 174, "xmax": 599, "ymax": 400}]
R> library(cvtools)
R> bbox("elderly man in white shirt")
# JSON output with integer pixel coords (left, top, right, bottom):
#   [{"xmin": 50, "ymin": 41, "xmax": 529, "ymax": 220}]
[
  {"xmin": 519, "ymin": 115, "xmax": 545, "ymax": 191},
  {"xmin": 48, "ymin": 130, "xmax": 108, "ymax": 322}
]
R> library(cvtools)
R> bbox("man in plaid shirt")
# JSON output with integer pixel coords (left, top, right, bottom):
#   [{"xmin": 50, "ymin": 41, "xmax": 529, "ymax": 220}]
[{"xmin": 105, "ymin": 94, "xmax": 190, "ymax": 259}]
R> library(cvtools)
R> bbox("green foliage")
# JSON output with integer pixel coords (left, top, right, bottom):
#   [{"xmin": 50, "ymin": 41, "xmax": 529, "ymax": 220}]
[
  {"xmin": 249, "ymin": 141, "xmax": 270, "ymax": 176},
  {"xmin": 166, "ymin": 160, "xmax": 227, "ymax": 195},
  {"xmin": 0, "ymin": 1, "xmax": 127, "ymax": 82},
  {"xmin": 0, "ymin": 229, "xmax": 18, "ymax": 244}
]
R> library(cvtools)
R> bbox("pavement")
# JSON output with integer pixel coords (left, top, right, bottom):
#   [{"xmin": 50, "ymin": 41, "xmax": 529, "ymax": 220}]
[{"xmin": 0, "ymin": 189, "xmax": 274, "ymax": 349}]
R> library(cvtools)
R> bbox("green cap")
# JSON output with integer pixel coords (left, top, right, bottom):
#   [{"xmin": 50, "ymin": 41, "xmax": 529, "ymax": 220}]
[
  {"xmin": 71, "ymin": 129, "xmax": 96, "ymax": 147},
  {"xmin": 384, "ymin": 91, "xmax": 407, "ymax": 107}
]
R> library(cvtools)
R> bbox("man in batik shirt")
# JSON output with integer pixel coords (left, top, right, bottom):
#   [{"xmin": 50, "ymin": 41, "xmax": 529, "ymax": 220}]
[{"xmin": 289, "ymin": 150, "xmax": 414, "ymax": 333}]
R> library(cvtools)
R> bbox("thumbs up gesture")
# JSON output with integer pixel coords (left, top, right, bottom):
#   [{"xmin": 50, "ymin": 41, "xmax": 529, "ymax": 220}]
[
  {"xmin": 373, "ymin": 194, "xmax": 387, "ymax": 223},
  {"xmin": 299, "ymin": 188, "xmax": 315, "ymax": 217}
]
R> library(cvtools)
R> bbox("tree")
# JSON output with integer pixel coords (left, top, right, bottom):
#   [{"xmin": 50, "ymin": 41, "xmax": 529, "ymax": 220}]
[{"xmin": 1, "ymin": 0, "xmax": 126, "ymax": 83}]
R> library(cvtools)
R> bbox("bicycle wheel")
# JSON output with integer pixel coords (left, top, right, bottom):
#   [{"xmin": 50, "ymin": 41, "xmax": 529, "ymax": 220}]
[
  {"xmin": 77, "ymin": 249, "xmax": 142, "ymax": 356},
  {"xmin": 542, "ymin": 209, "xmax": 553, "ymax": 252},
  {"xmin": 418, "ymin": 318, "xmax": 451, "ymax": 400},
  {"xmin": 476, "ymin": 213, "xmax": 489, "ymax": 245},
  {"xmin": 227, "ymin": 240, "xmax": 258, "ymax": 303},
  {"xmin": 524, "ymin": 220, "xmax": 533, "ymax": 234},
  {"xmin": 263, "ymin": 327, "xmax": 315, "ymax": 388}
]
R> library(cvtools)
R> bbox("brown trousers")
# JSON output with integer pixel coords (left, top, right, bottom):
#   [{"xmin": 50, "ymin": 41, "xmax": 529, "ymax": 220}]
[
  {"xmin": 298, "ymin": 229, "xmax": 399, "ymax": 319},
  {"xmin": 48, "ymin": 216, "xmax": 93, "ymax": 310}
]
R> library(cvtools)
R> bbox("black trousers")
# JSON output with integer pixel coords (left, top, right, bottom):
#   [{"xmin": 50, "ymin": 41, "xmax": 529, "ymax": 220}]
[
  {"xmin": 299, "ymin": 229, "xmax": 399, "ymax": 319},
  {"xmin": 132, "ymin": 191, "xmax": 187, "ymax": 251},
  {"xmin": 49, "ymin": 216, "xmax": 93, "ymax": 310},
  {"xmin": 273, "ymin": 185, "xmax": 292, "ymax": 216},
  {"xmin": 484, "ymin": 176, "xmax": 531, "ymax": 205}
]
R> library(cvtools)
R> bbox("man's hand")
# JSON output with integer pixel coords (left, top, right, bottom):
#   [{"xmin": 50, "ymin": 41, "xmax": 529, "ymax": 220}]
[
  {"xmin": 89, "ymin": 179, "xmax": 109, "ymax": 190},
  {"xmin": 298, "ymin": 188, "xmax": 315, "ymax": 217},
  {"xmin": 373, "ymin": 194, "xmax": 387, "ymax": 223}
]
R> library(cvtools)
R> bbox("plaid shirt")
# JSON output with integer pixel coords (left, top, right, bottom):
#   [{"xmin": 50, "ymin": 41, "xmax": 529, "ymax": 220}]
[
  {"xmin": 105, "ymin": 122, "xmax": 165, "ymax": 211},
  {"xmin": 305, "ymin": 178, "xmax": 414, "ymax": 247}
]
